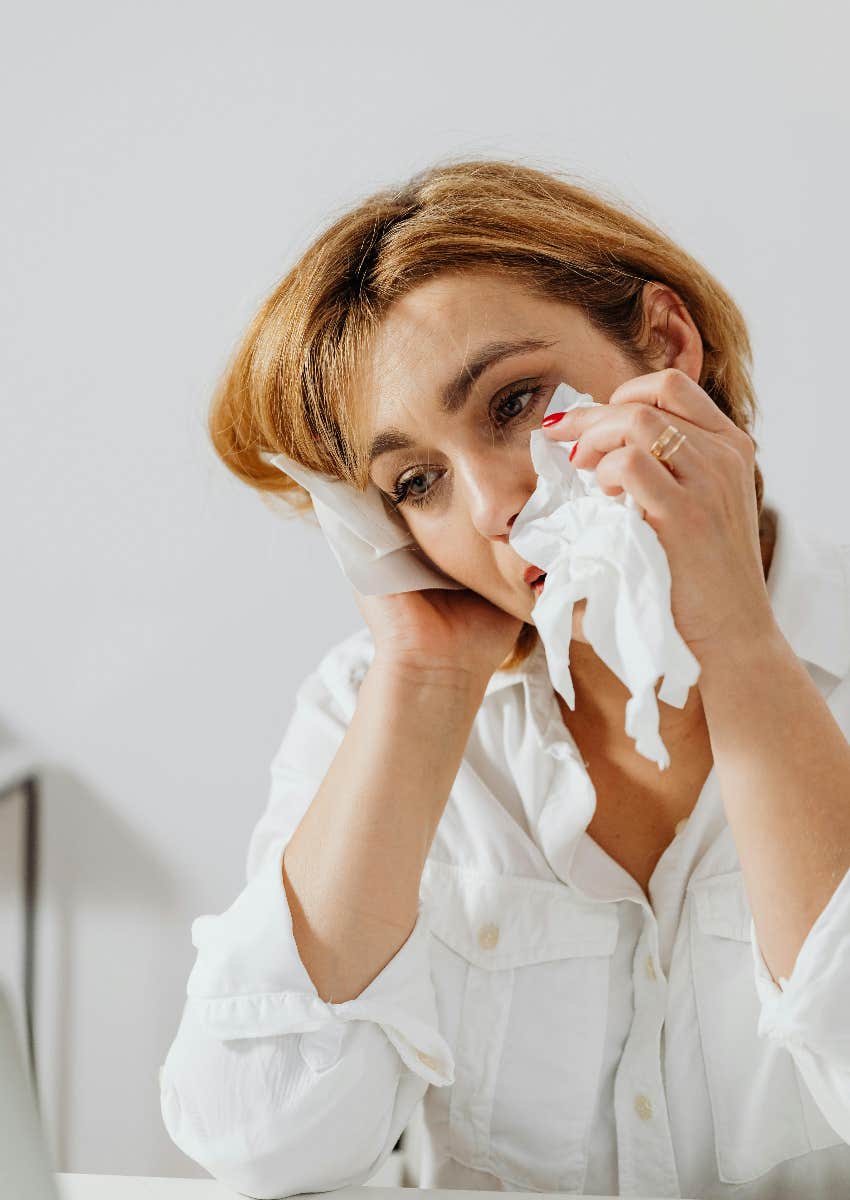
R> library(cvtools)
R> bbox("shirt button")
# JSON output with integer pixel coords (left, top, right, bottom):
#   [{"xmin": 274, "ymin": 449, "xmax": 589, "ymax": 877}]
[
  {"xmin": 674, "ymin": 818, "xmax": 688, "ymax": 836},
  {"xmin": 478, "ymin": 922, "xmax": 500, "ymax": 949},
  {"xmin": 645, "ymin": 954, "xmax": 657, "ymax": 981},
  {"xmin": 416, "ymin": 1049, "xmax": 442, "ymax": 1071},
  {"xmin": 634, "ymin": 1092, "xmax": 653, "ymax": 1121}
]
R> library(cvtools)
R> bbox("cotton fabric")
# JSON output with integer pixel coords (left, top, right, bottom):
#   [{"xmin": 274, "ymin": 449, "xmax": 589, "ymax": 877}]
[{"xmin": 160, "ymin": 497, "xmax": 850, "ymax": 1199}]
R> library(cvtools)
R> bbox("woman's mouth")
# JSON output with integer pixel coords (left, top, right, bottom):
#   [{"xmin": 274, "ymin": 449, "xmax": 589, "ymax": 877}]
[{"xmin": 530, "ymin": 572, "xmax": 547, "ymax": 597}]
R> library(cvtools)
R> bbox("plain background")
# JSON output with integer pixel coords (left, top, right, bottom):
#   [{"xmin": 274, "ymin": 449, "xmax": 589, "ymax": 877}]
[{"xmin": 2, "ymin": 0, "xmax": 849, "ymax": 1179}]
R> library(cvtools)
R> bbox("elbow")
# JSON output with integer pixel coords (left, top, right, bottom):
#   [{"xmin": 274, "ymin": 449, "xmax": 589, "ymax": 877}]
[
  {"xmin": 160, "ymin": 1069, "xmax": 402, "ymax": 1200},
  {"xmin": 159, "ymin": 1020, "xmax": 411, "ymax": 1199}
]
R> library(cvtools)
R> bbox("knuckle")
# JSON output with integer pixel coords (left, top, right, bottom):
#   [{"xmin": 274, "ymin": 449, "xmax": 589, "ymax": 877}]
[
  {"xmin": 737, "ymin": 428, "xmax": 756, "ymax": 457},
  {"xmin": 631, "ymin": 405, "xmax": 658, "ymax": 436},
  {"xmin": 722, "ymin": 427, "xmax": 754, "ymax": 466},
  {"xmin": 661, "ymin": 366, "xmax": 684, "ymax": 389}
]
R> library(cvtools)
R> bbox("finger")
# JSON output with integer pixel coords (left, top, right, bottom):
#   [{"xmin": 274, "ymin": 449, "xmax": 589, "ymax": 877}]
[
  {"xmin": 570, "ymin": 402, "xmax": 705, "ymax": 483},
  {"xmin": 594, "ymin": 442, "xmax": 683, "ymax": 520},
  {"xmin": 607, "ymin": 367, "xmax": 732, "ymax": 436}
]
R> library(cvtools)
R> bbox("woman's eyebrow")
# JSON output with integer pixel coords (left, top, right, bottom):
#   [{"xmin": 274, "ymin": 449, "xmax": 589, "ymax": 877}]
[{"xmin": 368, "ymin": 335, "xmax": 557, "ymax": 467}]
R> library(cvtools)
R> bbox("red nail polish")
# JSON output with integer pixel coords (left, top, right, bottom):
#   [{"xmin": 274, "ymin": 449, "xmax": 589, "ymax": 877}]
[
  {"xmin": 569, "ymin": 439, "xmax": 579, "ymax": 462},
  {"xmin": 542, "ymin": 411, "xmax": 566, "ymax": 427}
]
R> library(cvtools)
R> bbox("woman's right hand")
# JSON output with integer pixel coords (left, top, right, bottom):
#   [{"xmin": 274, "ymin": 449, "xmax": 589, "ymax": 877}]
[{"xmin": 353, "ymin": 583, "xmax": 526, "ymax": 691}]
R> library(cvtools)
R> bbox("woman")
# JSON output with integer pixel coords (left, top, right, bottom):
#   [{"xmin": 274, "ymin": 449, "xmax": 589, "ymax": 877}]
[{"xmin": 160, "ymin": 159, "xmax": 850, "ymax": 1198}]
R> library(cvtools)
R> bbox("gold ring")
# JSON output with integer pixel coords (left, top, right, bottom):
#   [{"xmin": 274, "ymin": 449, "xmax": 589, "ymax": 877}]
[{"xmin": 649, "ymin": 424, "xmax": 687, "ymax": 470}]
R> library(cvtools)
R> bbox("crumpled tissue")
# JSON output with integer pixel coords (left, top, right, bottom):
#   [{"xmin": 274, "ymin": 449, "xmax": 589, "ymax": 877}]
[{"xmin": 507, "ymin": 380, "xmax": 701, "ymax": 769}]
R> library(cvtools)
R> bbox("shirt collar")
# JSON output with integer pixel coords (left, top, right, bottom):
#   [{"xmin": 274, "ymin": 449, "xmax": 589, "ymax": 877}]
[{"xmin": 483, "ymin": 494, "xmax": 850, "ymax": 700}]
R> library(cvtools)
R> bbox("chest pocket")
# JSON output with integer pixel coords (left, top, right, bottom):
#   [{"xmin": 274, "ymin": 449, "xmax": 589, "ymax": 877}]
[
  {"xmin": 420, "ymin": 860, "xmax": 619, "ymax": 1194},
  {"xmin": 689, "ymin": 869, "xmax": 845, "ymax": 1184}
]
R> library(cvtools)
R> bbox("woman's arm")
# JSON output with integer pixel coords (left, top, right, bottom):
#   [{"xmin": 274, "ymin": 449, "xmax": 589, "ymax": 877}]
[
  {"xmin": 160, "ymin": 650, "xmax": 480, "ymax": 1195},
  {"xmin": 282, "ymin": 655, "xmax": 487, "ymax": 1004},
  {"xmin": 697, "ymin": 627, "xmax": 850, "ymax": 987}
]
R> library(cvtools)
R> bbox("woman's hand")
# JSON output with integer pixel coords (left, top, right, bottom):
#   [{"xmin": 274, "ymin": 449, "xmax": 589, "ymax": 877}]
[
  {"xmin": 542, "ymin": 367, "xmax": 779, "ymax": 661},
  {"xmin": 354, "ymin": 582, "xmax": 524, "ymax": 689}
]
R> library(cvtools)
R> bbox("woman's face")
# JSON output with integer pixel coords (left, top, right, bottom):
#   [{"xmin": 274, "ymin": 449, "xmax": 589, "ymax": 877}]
[{"xmin": 364, "ymin": 269, "xmax": 660, "ymax": 639}]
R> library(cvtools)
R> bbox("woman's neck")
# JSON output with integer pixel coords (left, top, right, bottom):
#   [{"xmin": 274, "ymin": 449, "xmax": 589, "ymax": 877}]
[{"xmin": 558, "ymin": 642, "xmax": 708, "ymax": 765}]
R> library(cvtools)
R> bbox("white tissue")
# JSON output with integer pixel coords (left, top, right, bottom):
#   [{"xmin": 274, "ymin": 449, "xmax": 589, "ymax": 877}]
[
  {"xmin": 264, "ymin": 450, "xmax": 465, "ymax": 595},
  {"xmin": 507, "ymin": 381, "xmax": 701, "ymax": 769}
]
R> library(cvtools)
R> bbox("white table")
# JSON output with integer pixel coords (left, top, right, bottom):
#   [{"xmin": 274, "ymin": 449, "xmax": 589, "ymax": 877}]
[
  {"xmin": 54, "ymin": 1177, "xmax": 408, "ymax": 1198},
  {"xmin": 55, "ymin": 1177, "xmax": 695, "ymax": 1200}
]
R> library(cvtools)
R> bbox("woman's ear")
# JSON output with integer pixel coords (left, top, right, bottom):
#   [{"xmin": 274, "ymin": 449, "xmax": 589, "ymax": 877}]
[{"xmin": 640, "ymin": 282, "xmax": 704, "ymax": 383}]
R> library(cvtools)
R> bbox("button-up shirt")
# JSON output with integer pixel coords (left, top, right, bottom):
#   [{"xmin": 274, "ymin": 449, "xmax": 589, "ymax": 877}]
[{"xmin": 160, "ymin": 496, "xmax": 850, "ymax": 1198}]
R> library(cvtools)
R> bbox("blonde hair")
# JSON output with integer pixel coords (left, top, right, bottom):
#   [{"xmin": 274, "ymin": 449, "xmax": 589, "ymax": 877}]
[{"xmin": 209, "ymin": 155, "xmax": 765, "ymax": 671}]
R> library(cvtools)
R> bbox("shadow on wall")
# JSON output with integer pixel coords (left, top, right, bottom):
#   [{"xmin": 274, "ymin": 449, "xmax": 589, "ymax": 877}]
[{"xmin": 0, "ymin": 721, "xmax": 178, "ymax": 1172}]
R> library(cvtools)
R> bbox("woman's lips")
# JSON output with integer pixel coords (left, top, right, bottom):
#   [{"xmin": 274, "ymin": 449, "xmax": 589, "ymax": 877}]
[
  {"xmin": 523, "ymin": 564, "xmax": 546, "ymax": 586},
  {"xmin": 521, "ymin": 564, "xmax": 547, "ymax": 598}
]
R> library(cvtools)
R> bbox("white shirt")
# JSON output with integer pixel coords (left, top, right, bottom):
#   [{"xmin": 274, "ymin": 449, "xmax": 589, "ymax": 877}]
[{"xmin": 160, "ymin": 496, "xmax": 850, "ymax": 1199}]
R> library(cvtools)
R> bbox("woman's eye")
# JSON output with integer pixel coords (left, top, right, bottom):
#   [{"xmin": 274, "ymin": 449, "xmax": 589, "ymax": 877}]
[
  {"xmin": 389, "ymin": 467, "xmax": 441, "ymax": 510},
  {"xmin": 388, "ymin": 383, "xmax": 547, "ymax": 510}
]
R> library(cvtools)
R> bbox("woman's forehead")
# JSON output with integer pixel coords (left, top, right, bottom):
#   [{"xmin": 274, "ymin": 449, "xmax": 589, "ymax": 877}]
[
  {"xmin": 365, "ymin": 280, "xmax": 580, "ymax": 399},
  {"xmin": 375, "ymin": 270, "xmax": 564, "ymax": 346}
]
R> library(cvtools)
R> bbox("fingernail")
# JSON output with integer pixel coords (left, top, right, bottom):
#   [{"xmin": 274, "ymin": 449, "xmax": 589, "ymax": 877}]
[
  {"xmin": 542, "ymin": 411, "xmax": 566, "ymax": 427},
  {"xmin": 569, "ymin": 439, "xmax": 580, "ymax": 462}
]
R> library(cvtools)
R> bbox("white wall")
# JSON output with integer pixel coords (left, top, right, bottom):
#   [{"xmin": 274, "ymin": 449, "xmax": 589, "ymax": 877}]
[{"xmin": 2, "ymin": 0, "xmax": 848, "ymax": 1178}]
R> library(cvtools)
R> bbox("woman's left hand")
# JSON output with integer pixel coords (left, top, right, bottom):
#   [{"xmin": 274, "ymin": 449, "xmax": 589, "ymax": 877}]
[{"xmin": 542, "ymin": 368, "xmax": 779, "ymax": 661}]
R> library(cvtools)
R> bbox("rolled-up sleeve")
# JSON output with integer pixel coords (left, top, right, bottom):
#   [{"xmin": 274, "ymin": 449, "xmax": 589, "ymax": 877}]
[
  {"xmin": 750, "ymin": 860, "xmax": 850, "ymax": 1145},
  {"xmin": 159, "ymin": 637, "xmax": 454, "ymax": 1198}
]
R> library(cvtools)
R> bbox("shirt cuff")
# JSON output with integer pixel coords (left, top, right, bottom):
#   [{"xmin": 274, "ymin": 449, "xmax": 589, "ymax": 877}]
[
  {"xmin": 749, "ymin": 861, "xmax": 850, "ymax": 1145},
  {"xmin": 749, "ymin": 864, "xmax": 850, "ymax": 1051},
  {"xmin": 185, "ymin": 837, "xmax": 455, "ymax": 1087},
  {"xmin": 751, "ymin": 859, "xmax": 850, "ymax": 1060}
]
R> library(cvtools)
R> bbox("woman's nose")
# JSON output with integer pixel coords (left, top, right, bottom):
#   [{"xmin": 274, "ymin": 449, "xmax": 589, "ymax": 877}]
[{"xmin": 457, "ymin": 451, "xmax": 534, "ymax": 540}]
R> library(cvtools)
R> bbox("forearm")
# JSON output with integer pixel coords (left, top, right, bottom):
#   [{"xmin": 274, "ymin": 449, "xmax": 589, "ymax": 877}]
[
  {"xmin": 282, "ymin": 657, "xmax": 485, "ymax": 1004},
  {"xmin": 698, "ymin": 627, "xmax": 850, "ymax": 985}
]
